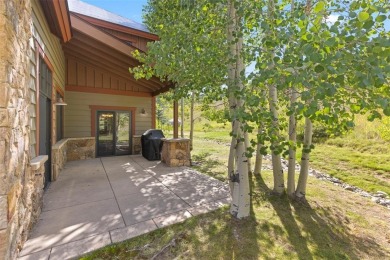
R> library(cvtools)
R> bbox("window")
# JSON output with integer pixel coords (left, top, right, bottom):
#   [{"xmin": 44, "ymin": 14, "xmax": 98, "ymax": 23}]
[
  {"xmin": 56, "ymin": 92, "xmax": 64, "ymax": 141},
  {"xmin": 39, "ymin": 56, "xmax": 52, "ymax": 99}
]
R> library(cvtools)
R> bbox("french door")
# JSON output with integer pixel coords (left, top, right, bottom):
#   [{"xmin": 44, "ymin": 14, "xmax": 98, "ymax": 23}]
[{"xmin": 97, "ymin": 111, "xmax": 131, "ymax": 156}]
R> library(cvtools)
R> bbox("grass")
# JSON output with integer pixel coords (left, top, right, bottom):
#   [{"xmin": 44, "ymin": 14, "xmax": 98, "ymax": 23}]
[
  {"xmin": 309, "ymin": 140, "xmax": 390, "ymax": 195},
  {"xmin": 80, "ymin": 130, "xmax": 390, "ymax": 260},
  {"xmin": 81, "ymin": 174, "xmax": 390, "ymax": 259}
]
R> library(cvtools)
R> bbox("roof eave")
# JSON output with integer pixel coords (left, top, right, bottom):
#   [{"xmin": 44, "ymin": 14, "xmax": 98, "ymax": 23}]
[
  {"xmin": 69, "ymin": 12, "xmax": 159, "ymax": 41},
  {"xmin": 40, "ymin": 0, "xmax": 72, "ymax": 42}
]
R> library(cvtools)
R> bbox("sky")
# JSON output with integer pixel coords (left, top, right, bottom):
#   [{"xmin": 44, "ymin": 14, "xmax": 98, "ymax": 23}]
[
  {"xmin": 81, "ymin": 0, "xmax": 389, "ymax": 33},
  {"xmin": 82, "ymin": 0, "xmax": 148, "ymax": 24}
]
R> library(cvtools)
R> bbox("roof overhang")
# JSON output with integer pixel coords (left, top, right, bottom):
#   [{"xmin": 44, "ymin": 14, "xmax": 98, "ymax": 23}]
[
  {"xmin": 71, "ymin": 13, "xmax": 159, "ymax": 41},
  {"xmin": 70, "ymin": 14, "xmax": 138, "ymax": 57},
  {"xmin": 64, "ymin": 14, "xmax": 172, "ymax": 96},
  {"xmin": 39, "ymin": 0, "xmax": 72, "ymax": 42}
]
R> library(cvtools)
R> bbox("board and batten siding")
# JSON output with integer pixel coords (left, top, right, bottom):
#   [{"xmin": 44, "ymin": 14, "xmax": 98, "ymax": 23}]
[{"xmin": 64, "ymin": 91, "xmax": 153, "ymax": 137}]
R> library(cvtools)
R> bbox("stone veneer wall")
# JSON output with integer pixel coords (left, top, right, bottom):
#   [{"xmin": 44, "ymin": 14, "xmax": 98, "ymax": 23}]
[
  {"xmin": 0, "ymin": 0, "xmax": 47, "ymax": 259},
  {"xmin": 51, "ymin": 137, "xmax": 96, "ymax": 181},
  {"xmin": 132, "ymin": 135, "xmax": 142, "ymax": 155},
  {"xmin": 161, "ymin": 139, "xmax": 191, "ymax": 167},
  {"xmin": 66, "ymin": 137, "xmax": 96, "ymax": 161},
  {"xmin": 51, "ymin": 139, "xmax": 68, "ymax": 181}
]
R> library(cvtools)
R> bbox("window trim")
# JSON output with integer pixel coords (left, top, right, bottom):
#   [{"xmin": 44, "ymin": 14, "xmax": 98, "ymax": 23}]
[{"xmin": 35, "ymin": 40, "xmax": 55, "ymax": 155}]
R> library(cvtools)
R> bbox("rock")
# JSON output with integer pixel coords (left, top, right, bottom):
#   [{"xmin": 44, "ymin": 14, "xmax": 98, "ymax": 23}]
[
  {"xmin": 379, "ymin": 199, "xmax": 390, "ymax": 206},
  {"xmin": 359, "ymin": 191, "xmax": 371, "ymax": 198},
  {"xmin": 330, "ymin": 178, "xmax": 342, "ymax": 184},
  {"xmin": 375, "ymin": 191, "xmax": 388, "ymax": 198},
  {"xmin": 344, "ymin": 185, "xmax": 356, "ymax": 191},
  {"xmin": 371, "ymin": 197, "xmax": 381, "ymax": 203}
]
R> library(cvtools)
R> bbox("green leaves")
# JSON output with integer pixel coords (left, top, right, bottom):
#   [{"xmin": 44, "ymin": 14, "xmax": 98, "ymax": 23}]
[
  {"xmin": 376, "ymin": 15, "xmax": 387, "ymax": 22},
  {"xmin": 358, "ymin": 11, "xmax": 370, "ymax": 22},
  {"xmin": 314, "ymin": 1, "xmax": 326, "ymax": 13},
  {"xmin": 314, "ymin": 65, "xmax": 325, "ymax": 73}
]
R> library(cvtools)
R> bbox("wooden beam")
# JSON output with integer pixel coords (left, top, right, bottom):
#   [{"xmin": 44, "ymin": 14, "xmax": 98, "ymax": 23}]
[
  {"xmin": 70, "ymin": 14, "xmax": 138, "ymax": 57},
  {"xmin": 173, "ymin": 100, "xmax": 179, "ymax": 138},
  {"xmin": 151, "ymin": 96, "xmax": 156, "ymax": 129},
  {"xmin": 152, "ymin": 83, "xmax": 175, "ymax": 96},
  {"xmin": 69, "ymin": 31, "xmax": 139, "ymax": 66},
  {"xmin": 73, "ymin": 13, "xmax": 159, "ymax": 41},
  {"xmin": 70, "ymin": 31, "xmax": 165, "ymax": 87},
  {"xmin": 66, "ymin": 85, "xmax": 152, "ymax": 97}
]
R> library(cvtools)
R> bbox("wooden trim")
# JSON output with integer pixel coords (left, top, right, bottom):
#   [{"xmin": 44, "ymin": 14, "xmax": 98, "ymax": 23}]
[
  {"xmin": 70, "ymin": 14, "xmax": 138, "ymax": 58},
  {"xmin": 36, "ymin": 42, "xmax": 54, "ymax": 72},
  {"xmin": 52, "ymin": 0, "xmax": 72, "ymax": 42},
  {"xmin": 66, "ymin": 85, "xmax": 152, "ymax": 97},
  {"xmin": 39, "ymin": 0, "xmax": 72, "ymax": 42},
  {"xmin": 73, "ymin": 13, "xmax": 159, "ymax": 41},
  {"xmin": 151, "ymin": 96, "xmax": 156, "ymax": 129},
  {"xmin": 152, "ymin": 83, "xmax": 175, "ymax": 96},
  {"xmin": 57, "ymin": 0, "xmax": 72, "ymax": 41},
  {"xmin": 35, "ymin": 38, "xmax": 56, "ymax": 154},
  {"xmin": 54, "ymin": 88, "xmax": 64, "ymax": 143},
  {"xmin": 173, "ymin": 100, "xmax": 179, "ymax": 138},
  {"xmin": 89, "ymin": 105, "xmax": 136, "ymax": 137},
  {"xmin": 51, "ymin": 81, "xmax": 55, "ymax": 146},
  {"xmin": 35, "ymin": 41, "xmax": 40, "ymax": 155},
  {"xmin": 54, "ymin": 85, "xmax": 65, "ymax": 98}
]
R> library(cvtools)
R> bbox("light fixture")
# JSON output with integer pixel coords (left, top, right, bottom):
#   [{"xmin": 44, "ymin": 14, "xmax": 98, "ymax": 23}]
[
  {"xmin": 54, "ymin": 97, "xmax": 67, "ymax": 106},
  {"xmin": 140, "ymin": 108, "xmax": 147, "ymax": 115}
]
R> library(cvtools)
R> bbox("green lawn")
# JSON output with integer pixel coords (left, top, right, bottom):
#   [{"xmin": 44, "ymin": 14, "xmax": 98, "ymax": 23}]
[{"xmin": 80, "ymin": 131, "xmax": 390, "ymax": 260}]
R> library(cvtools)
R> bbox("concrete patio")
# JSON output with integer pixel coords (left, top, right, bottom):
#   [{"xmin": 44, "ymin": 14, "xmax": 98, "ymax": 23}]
[{"xmin": 18, "ymin": 155, "xmax": 230, "ymax": 260}]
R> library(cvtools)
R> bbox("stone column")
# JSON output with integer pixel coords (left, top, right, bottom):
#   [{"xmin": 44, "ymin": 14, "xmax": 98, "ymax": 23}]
[
  {"xmin": 161, "ymin": 138, "xmax": 191, "ymax": 167},
  {"xmin": 132, "ymin": 135, "xmax": 142, "ymax": 154}
]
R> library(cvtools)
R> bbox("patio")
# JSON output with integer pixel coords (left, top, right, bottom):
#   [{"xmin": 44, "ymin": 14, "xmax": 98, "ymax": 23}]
[{"xmin": 19, "ymin": 155, "xmax": 230, "ymax": 260}]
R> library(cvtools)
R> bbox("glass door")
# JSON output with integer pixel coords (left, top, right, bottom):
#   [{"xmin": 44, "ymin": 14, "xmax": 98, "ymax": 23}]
[
  {"xmin": 116, "ymin": 112, "xmax": 131, "ymax": 155},
  {"xmin": 97, "ymin": 111, "xmax": 115, "ymax": 156},
  {"xmin": 97, "ymin": 111, "xmax": 131, "ymax": 157}
]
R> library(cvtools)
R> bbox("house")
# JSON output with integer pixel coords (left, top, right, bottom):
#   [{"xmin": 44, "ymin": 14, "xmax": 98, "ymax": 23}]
[{"xmin": 0, "ymin": 0, "xmax": 183, "ymax": 259}]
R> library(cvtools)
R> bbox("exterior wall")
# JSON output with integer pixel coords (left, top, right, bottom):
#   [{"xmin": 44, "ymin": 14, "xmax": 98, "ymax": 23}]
[
  {"xmin": 67, "ymin": 137, "xmax": 95, "ymax": 161},
  {"xmin": 51, "ymin": 139, "xmax": 67, "ymax": 181},
  {"xmin": 31, "ymin": 0, "xmax": 66, "ymax": 147},
  {"xmin": 65, "ymin": 91, "xmax": 153, "ymax": 137},
  {"xmin": 66, "ymin": 57, "xmax": 152, "ymax": 93},
  {"xmin": 31, "ymin": 0, "xmax": 66, "ymax": 92},
  {"xmin": 0, "ymin": 0, "xmax": 48, "ymax": 259}
]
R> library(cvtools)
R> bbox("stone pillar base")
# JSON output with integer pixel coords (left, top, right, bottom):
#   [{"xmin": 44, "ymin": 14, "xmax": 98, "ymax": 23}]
[
  {"xmin": 161, "ymin": 138, "xmax": 191, "ymax": 167},
  {"xmin": 132, "ymin": 135, "xmax": 141, "ymax": 155}
]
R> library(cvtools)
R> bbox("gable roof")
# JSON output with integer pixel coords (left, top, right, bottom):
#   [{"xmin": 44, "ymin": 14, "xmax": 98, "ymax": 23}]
[{"xmin": 67, "ymin": 0, "xmax": 149, "ymax": 33}]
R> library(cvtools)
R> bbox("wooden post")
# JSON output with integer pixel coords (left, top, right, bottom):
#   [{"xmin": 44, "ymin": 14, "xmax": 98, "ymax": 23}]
[{"xmin": 173, "ymin": 100, "xmax": 179, "ymax": 138}]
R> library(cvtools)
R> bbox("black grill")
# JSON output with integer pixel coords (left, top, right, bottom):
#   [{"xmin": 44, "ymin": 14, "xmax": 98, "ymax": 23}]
[{"xmin": 141, "ymin": 129, "xmax": 165, "ymax": 160}]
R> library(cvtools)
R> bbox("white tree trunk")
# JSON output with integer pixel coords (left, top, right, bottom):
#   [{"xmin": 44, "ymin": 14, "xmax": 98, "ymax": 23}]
[
  {"xmin": 268, "ymin": 84, "xmax": 284, "ymax": 194},
  {"xmin": 227, "ymin": 0, "xmax": 250, "ymax": 218},
  {"xmin": 235, "ymin": 31, "xmax": 250, "ymax": 218},
  {"xmin": 189, "ymin": 93, "xmax": 195, "ymax": 150},
  {"xmin": 180, "ymin": 97, "xmax": 184, "ymax": 138},
  {"xmin": 295, "ymin": 117, "xmax": 313, "ymax": 200},
  {"xmin": 287, "ymin": 89, "xmax": 298, "ymax": 197},
  {"xmin": 244, "ymin": 131, "xmax": 252, "ymax": 173},
  {"xmin": 254, "ymin": 126, "xmax": 263, "ymax": 175},
  {"xmin": 229, "ymin": 122, "xmax": 239, "ymax": 214}
]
